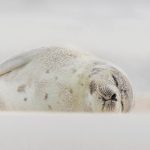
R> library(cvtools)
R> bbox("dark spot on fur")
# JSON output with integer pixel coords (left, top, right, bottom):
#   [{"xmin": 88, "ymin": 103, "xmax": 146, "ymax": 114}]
[
  {"xmin": 55, "ymin": 76, "xmax": 58, "ymax": 80},
  {"xmin": 92, "ymin": 68, "xmax": 101, "ymax": 72},
  {"xmin": 124, "ymin": 90, "xmax": 127, "ymax": 93},
  {"xmin": 89, "ymin": 80, "xmax": 97, "ymax": 94},
  {"xmin": 46, "ymin": 70, "xmax": 50, "ymax": 73},
  {"xmin": 88, "ymin": 74, "xmax": 91, "ymax": 78},
  {"xmin": 48, "ymin": 105, "xmax": 52, "ymax": 110},
  {"xmin": 72, "ymin": 69, "xmax": 77, "ymax": 73},
  {"xmin": 98, "ymin": 96, "xmax": 101, "ymax": 100},
  {"xmin": 17, "ymin": 84, "xmax": 26, "ymax": 92},
  {"xmin": 80, "ymin": 83, "xmax": 84, "ymax": 86},
  {"xmin": 112, "ymin": 75, "xmax": 119, "ymax": 87},
  {"xmin": 24, "ymin": 98, "xmax": 27, "ymax": 101},
  {"xmin": 44, "ymin": 93, "xmax": 48, "ymax": 100},
  {"xmin": 93, "ymin": 61, "xmax": 104, "ymax": 66},
  {"xmin": 90, "ymin": 68, "xmax": 102, "ymax": 76},
  {"xmin": 93, "ymin": 62, "xmax": 99, "ymax": 65},
  {"xmin": 69, "ymin": 89, "xmax": 73, "ymax": 94}
]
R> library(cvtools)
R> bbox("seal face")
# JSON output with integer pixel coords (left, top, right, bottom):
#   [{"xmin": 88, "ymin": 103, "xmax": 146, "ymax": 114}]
[
  {"xmin": 0, "ymin": 47, "xmax": 133, "ymax": 112},
  {"xmin": 88, "ymin": 66, "xmax": 133, "ymax": 112}
]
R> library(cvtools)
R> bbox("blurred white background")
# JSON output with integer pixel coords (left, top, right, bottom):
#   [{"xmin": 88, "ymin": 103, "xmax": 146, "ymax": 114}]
[
  {"xmin": 0, "ymin": 1, "xmax": 150, "ymax": 150},
  {"xmin": 0, "ymin": 0, "xmax": 149, "ymax": 97}
]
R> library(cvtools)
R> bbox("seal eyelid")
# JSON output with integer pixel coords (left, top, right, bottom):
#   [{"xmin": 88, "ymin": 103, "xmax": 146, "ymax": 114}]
[{"xmin": 112, "ymin": 75, "xmax": 119, "ymax": 87}]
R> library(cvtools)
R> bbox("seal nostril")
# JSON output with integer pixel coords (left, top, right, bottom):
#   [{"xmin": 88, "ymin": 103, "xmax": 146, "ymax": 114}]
[{"xmin": 111, "ymin": 94, "xmax": 117, "ymax": 101}]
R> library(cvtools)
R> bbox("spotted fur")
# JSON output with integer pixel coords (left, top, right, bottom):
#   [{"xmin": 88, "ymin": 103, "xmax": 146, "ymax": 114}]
[{"xmin": 0, "ymin": 47, "xmax": 133, "ymax": 112}]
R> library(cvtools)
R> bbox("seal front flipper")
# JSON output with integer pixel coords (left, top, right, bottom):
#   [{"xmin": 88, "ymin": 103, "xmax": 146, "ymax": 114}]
[{"xmin": 0, "ymin": 48, "xmax": 45, "ymax": 76}]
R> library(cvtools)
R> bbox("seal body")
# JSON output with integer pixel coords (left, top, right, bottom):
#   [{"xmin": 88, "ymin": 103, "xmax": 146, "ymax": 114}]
[{"xmin": 0, "ymin": 47, "xmax": 133, "ymax": 112}]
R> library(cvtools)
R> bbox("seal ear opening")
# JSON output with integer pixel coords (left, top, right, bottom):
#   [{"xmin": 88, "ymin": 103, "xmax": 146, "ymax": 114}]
[{"xmin": 89, "ymin": 80, "xmax": 97, "ymax": 95}]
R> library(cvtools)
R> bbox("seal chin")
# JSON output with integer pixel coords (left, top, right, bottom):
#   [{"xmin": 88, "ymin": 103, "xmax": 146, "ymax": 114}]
[{"xmin": 101, "ymin": 100, "xmax": 122, "ymax": 112}]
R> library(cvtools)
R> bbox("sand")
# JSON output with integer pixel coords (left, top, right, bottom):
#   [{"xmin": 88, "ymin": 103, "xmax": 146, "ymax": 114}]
[{"xmin": 132, "ymin": 96, "xmax": 150, "ymax": 112}]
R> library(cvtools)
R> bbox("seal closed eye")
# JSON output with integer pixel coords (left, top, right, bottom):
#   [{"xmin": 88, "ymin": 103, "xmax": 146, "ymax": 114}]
[{"xmin": 112, "ymin": 75, "xmax": 119, "ymax": 87}]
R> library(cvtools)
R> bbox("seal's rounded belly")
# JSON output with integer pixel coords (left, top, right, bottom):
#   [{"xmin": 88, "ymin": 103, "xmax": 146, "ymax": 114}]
[{"xmin": 0, "ymin": 47, "xmax": 133, "ymax": 112}]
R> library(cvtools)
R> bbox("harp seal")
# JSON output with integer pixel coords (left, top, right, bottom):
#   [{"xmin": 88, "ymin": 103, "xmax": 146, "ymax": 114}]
[{"xmin": 0, "ymin": 47, "xmax": 133, "ymax": 112}]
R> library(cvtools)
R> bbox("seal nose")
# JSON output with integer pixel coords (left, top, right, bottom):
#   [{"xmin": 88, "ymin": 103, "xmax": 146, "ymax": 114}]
[
  {"xmin": 111, "ymin": 94, "xmax": 117, "ymax": 101},
  {"xmin": 102, "ymin": 93, "xmax": 117, "ymax": 102}
]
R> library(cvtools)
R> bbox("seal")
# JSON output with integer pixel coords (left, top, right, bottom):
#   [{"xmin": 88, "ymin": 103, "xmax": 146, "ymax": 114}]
[{"xmin": 0, "ymin": 47, "xmax": 133, "ymax": 112}]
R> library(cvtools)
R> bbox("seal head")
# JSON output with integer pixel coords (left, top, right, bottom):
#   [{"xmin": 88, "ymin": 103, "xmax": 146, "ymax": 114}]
[{"xmin": 87, "ymin": 65, "xmax": 133, "ymax": 112}]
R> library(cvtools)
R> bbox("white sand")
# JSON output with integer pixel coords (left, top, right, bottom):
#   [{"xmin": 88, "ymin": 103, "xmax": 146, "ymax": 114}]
[
  {"xmin": 0, "ymin": 112, "xmax": 149, "ymax": 150},
  {"xmin": 132, "ymin": 96, "xmax": 150, "ymax": 112}
]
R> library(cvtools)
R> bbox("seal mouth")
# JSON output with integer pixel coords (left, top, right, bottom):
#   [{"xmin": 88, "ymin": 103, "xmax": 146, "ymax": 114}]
[{"xmin": 102, "ymin": 100, "xmax": 116, "ymax": 112}]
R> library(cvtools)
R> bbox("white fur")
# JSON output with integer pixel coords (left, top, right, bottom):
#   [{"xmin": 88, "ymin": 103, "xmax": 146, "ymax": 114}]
[{"xmin": 0, "ymin": 47, "xmax": 133, "ymax": 112}]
